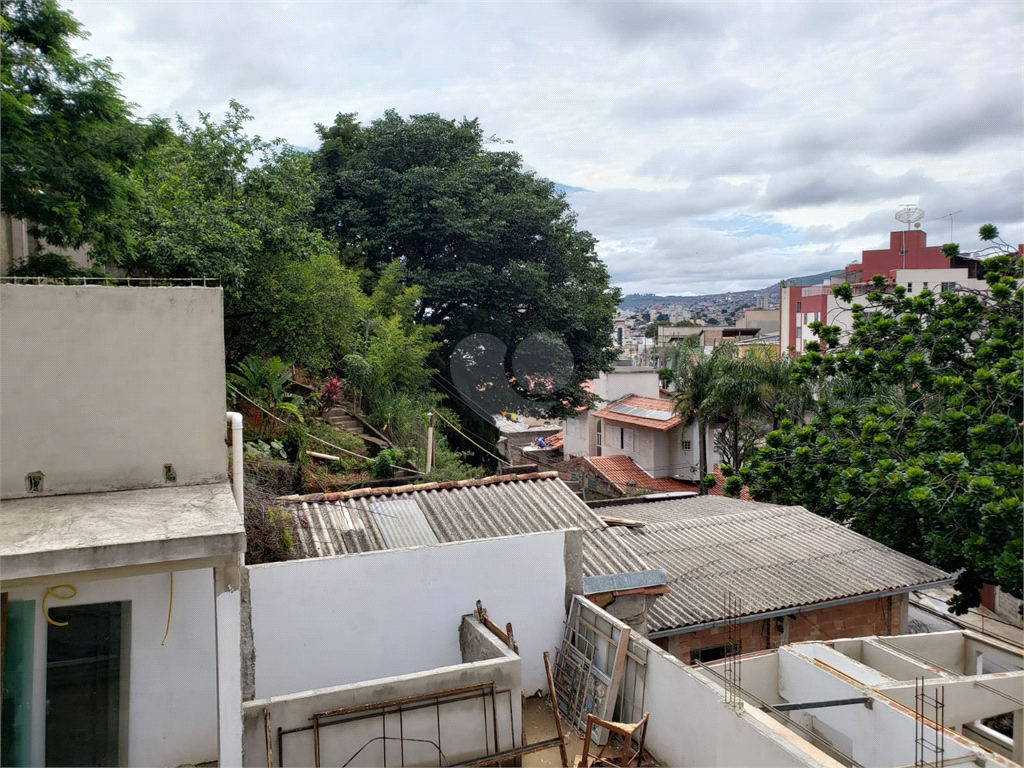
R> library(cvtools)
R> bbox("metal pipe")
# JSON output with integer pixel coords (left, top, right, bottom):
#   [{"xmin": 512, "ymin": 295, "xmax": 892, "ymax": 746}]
[
  {"xmin": 648, "ymin": 577, "xmax": 957, "ymax": 639},
  {"xmin": 226, "ymin": 411, "xmax": 244, "ymax": 515}
]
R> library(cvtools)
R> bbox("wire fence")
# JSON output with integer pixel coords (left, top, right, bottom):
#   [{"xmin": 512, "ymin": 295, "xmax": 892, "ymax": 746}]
[{"xmin": 0, "ymin": 276, "xmax": 221, "ymax": 286}]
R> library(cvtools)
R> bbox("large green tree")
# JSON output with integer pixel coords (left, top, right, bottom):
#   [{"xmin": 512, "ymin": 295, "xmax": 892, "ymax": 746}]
[
  {"xmin": 1, "ymin": 0, "xmax": 167, "ymax": 264},
  {"xmin": 311, "ymin": 111, "xmax": 620, "ymax": 415},
  {"xmin": 732, "ymin": 227, "xmax": 1023, "ymax": 612}
]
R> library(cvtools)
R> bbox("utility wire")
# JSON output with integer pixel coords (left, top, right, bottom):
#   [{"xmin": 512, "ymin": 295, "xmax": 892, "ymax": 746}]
[
  {"xmin": 228, "ymin": 385, "xmax": 426, "ymax": 476},
  {"xmin": 431, "ymin": 409, "xmax": 506, "ymax": 464}
]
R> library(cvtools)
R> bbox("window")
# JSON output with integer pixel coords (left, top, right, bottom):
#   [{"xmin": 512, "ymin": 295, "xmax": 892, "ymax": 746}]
[
  {"xmin": 46, "ymin": 602, "xmax": 129, "ymax": 767},
  {"xmin": 796, "ymin": 301, "xmax": 802, "ymax": 313},
  {"xmin": 941, "ymin": 282, "xmax": 956, "ymax": 293},
  {"xmin": 691, "ymin": 644, "xmax": 729, "ymax": 664},
  {"xmin": 922, "ymin": 282, "xmax": 929, "ymax": 290},
  {"xmin": 907, "ymin": 282, "xmax": 913, "ymax": 290},
  {"xmin": 1, "ymin": 599, "xmax": 34, "ymax": 767},
  {"xmin": 595, "ymin": 420, "xmax": 602, "ymax": 447},
  {"xmin": 682, "ymin": 440, "xmax": 692, "ymax": 451},
  {"xmin": 622, "ymin": 428, "xmax": 634, "ymax": 452}
]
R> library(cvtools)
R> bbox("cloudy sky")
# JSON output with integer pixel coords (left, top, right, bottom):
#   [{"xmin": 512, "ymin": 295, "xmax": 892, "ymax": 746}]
[{"xmin": 70, "ymin": 0, "xmax": 1022, "ymax": 295}]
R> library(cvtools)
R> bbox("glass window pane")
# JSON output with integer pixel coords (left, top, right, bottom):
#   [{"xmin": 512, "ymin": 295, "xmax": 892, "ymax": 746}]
[
  {"xmin": 2, "ymin": 600, "xmax": 35, "ymax": 768},
  {"xmin": 45, "ymin": 603, "xmax": 126, "ymax": 767}
]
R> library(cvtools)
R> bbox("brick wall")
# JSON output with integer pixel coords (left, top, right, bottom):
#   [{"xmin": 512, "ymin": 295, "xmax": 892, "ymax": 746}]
[{"xmin": 653, "ymin": 594, "xmax": 907, "ymax": 664}]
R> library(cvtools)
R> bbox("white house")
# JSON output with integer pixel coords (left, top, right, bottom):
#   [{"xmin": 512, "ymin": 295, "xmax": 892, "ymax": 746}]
[{"xmin": 0, "ymin": 282, "xmax": 245, "ymax": 767}]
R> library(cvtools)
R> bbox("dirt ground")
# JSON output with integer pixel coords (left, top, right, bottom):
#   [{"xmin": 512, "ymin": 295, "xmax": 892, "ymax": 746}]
[{"xmin": 521, "ymin": 696, "xmax": 586, "ymax": 768}]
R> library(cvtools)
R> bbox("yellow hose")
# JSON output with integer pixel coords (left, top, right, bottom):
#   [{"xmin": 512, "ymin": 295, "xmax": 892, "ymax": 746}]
[
  {"xmin": 42, "ymin": 584, "xmax": 77, "ymax": 626},
  {"xmin": 161, "ymin": 572, "xmax": 175, "ymax": 645}
]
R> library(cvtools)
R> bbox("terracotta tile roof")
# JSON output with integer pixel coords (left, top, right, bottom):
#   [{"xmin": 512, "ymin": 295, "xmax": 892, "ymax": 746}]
[
  {"xmin": 708, "ymin": 464, "xmax": 752, "ymax": 500},
  {"xmin": 543, "ymin": 432, "xmax": 564, "ymax": 451},
  {"xmin": 592, "ymin": 395, "xmax": 681, "ymax": 431},
  {"xmin": 586, "ymin": 455, "xmax": 699, "ymax": 495}
]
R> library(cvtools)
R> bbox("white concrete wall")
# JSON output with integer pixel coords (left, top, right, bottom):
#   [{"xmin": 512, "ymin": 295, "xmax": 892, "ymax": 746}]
[
  {"xmin": 6, "ymin": 568, "xmax": 219, "ymax": 767},
  {"xmin": 246, "ymin": 532, "xmax": 568, "ymax": 699},
  {"xmin": 602, "ymin": 367, "xmax": 660, "ymax": 401},
  {"xmin": 0, "ymin": 285, "xmax": 228, "ymax": 498},
  {"xmin": 0, "ymin": 214, "xmax": 93, "ymax": 276},
  {"xmin": 242, "ymin": 617, "xmax": 521, "ymax": 767},
  {"xmin": 778, "ymin": 646, "xmax": 979, "ymax": 768},
  {"xmin": 576, "ymin": 599, "xmax": 838, "ymax": 768},
  {"xmin": 564, "ymin": 414, "xmax": 589, "ymax": 458},
  {"xmin": 895, "ymin": 267, "xmax": 987, "ymax": 295}
]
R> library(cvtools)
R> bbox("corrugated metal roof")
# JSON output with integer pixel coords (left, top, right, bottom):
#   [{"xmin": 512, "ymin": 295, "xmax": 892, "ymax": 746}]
[
  {"xmin": 290, "ymin": 500, "xmax": 386, "ymax": 557},
  {"xmin": 600, "ymin": 504, "xmax": 949, "ymax": 633},
  {"xmin": 582, "ymin": 569, "xmax": 668, "ymax": 595},
  {"xmin": 611, "ymin": 494, "xmax": 785, "ymax": 524},
  {"xmin": 287, "ymin": 476, "xmax": 641, "ymax": 569},
  {"xmin": 368, "ymin": 499, "xmax": 439, "ymax": 549}
]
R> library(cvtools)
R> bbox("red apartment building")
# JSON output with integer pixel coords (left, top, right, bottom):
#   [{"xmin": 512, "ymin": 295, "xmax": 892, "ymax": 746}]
[{"xmin": 781, "ymin": 228, "xmax": 957, "ymax": 356}]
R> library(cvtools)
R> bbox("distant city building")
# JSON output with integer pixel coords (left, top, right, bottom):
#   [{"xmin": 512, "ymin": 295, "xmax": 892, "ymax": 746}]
[{"xmin": 780, "ymin": 228, "xmax": 995, "ymax": 356}]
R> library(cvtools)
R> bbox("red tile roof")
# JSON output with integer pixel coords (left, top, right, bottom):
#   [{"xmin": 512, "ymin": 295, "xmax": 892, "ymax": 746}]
[
  {"xmin": 543, "ymin": 432, "xmax": 564, "ymax": 451},
  {"xmin": 708, "ymin": 465, "xmax": 752, "ymax": 500},
  {"xmin": 586, "ymin": 455, "xmax": 699, "ymax": 495},
  {"xmin": 592, "ymin": 395, "xmax": 681, "ymax": 431}
]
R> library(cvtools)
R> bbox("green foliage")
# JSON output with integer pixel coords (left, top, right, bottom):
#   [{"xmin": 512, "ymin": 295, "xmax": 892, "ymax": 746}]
[
  {"xmin": 244, "ymin": 439, "xmax": 287, "ymax": 461},
  {"xmin": 645, "ymin": 321, "xmax": 670, "ymax": 339},
  {"xmin": 228, "ymin": 355, "xmax": 296, "ymax": 410},
  {"xmin": 670, "ymin": 339, "xmax": 808, "ymax": 491},
  {"xmin": 7, "ymin": 250, "xmax": 104, "ymax": 278},
  {"xmin": 312, "ymin": 110, "xmax": 620, "ymax": 414},
  {"xmin": 366, "ymin": 447, "xmax": 417, "ymax": 479},
  {"xmin": 305, "ymin": 422, "xmax": 366, "ymax": 472},
  {"xmin": 739, "ymin": 227, "xmax": 1023, "ymax": 612},
  {"xmin": 281, "ymin": 425, "xmax": 307, "ymax": 464},
  {"xmin": 421, "ymin": 432, "xmax": 486, "ymax": 483},
  {"xmin": 1, "ymin": 0, "xmax": 169, "ymax": 259}
]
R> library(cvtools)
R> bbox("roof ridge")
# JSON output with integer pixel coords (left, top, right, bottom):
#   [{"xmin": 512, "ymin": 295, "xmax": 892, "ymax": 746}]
[{"xmin": 277, "ymin": 471, "xmax": 561, "ymax": 504}]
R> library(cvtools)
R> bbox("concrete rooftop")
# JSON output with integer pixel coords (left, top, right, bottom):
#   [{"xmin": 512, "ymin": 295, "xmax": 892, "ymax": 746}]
[{"xmin": 0, "ymin": 481, "xmax": 244, "ymax": 582}]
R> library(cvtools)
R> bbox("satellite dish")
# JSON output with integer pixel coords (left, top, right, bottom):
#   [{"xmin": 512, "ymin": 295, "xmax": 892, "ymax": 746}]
[
  {"xmin": 896, "ymin": 206, "xmax": 925, "ymax": 225},
  {"xmin": 914, "ymin": 222, "xmax": 921, "ymax": 228}
]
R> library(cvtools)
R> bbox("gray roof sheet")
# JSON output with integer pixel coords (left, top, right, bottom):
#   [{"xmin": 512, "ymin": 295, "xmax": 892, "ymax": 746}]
[
  {"xmin": 287, "ymin": 476, "xmax": 643, "ymax": 577},
  {"xmin": 285, "ymin": 479, "xmax": 949, "ymax": 637},
  {"xmin": 583, "ymin": 569, "xmax": 668, "ymax": 595},
  {"xmin": 602, "ymin": 504, "xmax": 950, "ymax": 633}
]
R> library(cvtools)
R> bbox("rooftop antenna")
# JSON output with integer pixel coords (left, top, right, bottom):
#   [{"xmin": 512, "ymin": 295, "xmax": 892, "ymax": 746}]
[
  {"xmin": 896, "ymin": 205, "xmax": 925, "ymax": 269},
  {"xmin": 934, "ymin": 210, "xmax": 962, "ymax": 243}
]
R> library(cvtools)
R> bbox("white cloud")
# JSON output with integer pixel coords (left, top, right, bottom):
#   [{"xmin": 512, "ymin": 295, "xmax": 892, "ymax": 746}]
[{"xmin": 69, "ymin": 0, "xmax": 1023, "ymax": 295}]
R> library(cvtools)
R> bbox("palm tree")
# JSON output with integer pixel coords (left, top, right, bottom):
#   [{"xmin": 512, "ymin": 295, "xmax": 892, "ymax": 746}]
[{"xmin": 671, "ymin": 338, "xmax": 732, "ymax": 494}]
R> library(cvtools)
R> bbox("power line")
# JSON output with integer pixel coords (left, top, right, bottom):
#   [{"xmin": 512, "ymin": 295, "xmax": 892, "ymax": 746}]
[
  {"xmin": 431, "ymin": 409, "xmax": 505, "ymax": 464},
  {"xmin": 228, "ymin": 386, "xmax": 425, "ymax": 476}
]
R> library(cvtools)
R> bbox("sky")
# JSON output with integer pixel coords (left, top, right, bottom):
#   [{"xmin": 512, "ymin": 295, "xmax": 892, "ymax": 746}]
[{"xmin": 69, "ymin": 0, "xmax": 1023, "ymax": 296}]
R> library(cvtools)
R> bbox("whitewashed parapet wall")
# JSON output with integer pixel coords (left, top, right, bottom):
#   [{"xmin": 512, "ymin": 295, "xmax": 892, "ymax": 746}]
[
  {"xmin": 0, "ymin": 285, "xmax": 228, "ymax": 497},
  {"xmin": 242, "ymin": 615, "xmax": 522, "ymax": 767},
  {"xmin": 245, "ymin": 531, "xmax": 569, "ymax": 698}
]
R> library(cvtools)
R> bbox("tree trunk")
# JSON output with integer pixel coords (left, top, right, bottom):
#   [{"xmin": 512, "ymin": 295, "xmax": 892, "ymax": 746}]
[
  {"xmin": 732, "ymin": 419, "xmax": 740, "ymax": 470},
  {"xmin": 699, "ymin": 420, "xmax": 709, "ymax": 495}
]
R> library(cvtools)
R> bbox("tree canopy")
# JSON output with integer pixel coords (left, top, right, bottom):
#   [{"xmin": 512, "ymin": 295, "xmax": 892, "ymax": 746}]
[
  {"xmin": 311, "ymin": 111, "xmax": 620, "ymax": 414},
  {"xmin": 732, "ymin": 227, "xmax": 1023, "ymax": 612},
  {"xmin": 1, "ymin": 0, "xmax": 167, "ymax": 263}
]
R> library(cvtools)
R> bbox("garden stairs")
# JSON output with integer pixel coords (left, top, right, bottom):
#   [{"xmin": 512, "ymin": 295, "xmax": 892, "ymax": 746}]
[
  {"xmin": 327, "ymin": 408, "xmax": 364, "ymax": 436},
  {"xmin": 326, "ymin": 407, "xmax": 390, "ymax": 449}
]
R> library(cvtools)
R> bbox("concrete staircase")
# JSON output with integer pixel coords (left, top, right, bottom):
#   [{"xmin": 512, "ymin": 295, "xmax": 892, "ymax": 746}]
[{"xmin": 327, "ymin": 408, "xmax": 364, "ymax": 437}]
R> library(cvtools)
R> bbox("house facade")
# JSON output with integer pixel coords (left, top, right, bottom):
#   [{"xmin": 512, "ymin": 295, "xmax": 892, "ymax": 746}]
[{"xmin": 0, "ymin": 283, "xmax": 245, "ymax": 767}]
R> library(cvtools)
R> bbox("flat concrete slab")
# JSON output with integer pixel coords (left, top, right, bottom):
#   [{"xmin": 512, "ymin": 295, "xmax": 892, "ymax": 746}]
[{"xmin": 1, "ymin": 482, "xmax": 244, "ymax": 581}]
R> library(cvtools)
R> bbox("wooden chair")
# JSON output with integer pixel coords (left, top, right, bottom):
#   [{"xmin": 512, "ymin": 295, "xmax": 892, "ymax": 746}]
[{"xmin": 574, "ymin": 712, "xmax": 650, "ymax": 767}]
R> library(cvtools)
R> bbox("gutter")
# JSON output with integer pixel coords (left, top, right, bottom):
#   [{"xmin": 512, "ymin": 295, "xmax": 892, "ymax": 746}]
[
  {"xmin": 647, "ymin": 576, "xmax": 956, "ymax": 640},
  {"xmin": 226, "ymin": 411, "xmax": 244, "ymax": 516}
]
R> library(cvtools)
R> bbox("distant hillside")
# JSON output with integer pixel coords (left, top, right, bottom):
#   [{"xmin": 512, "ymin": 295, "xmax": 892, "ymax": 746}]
[{"xmin": 620, "ymin": 268, "xmax": 843, "ymax": 310}]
